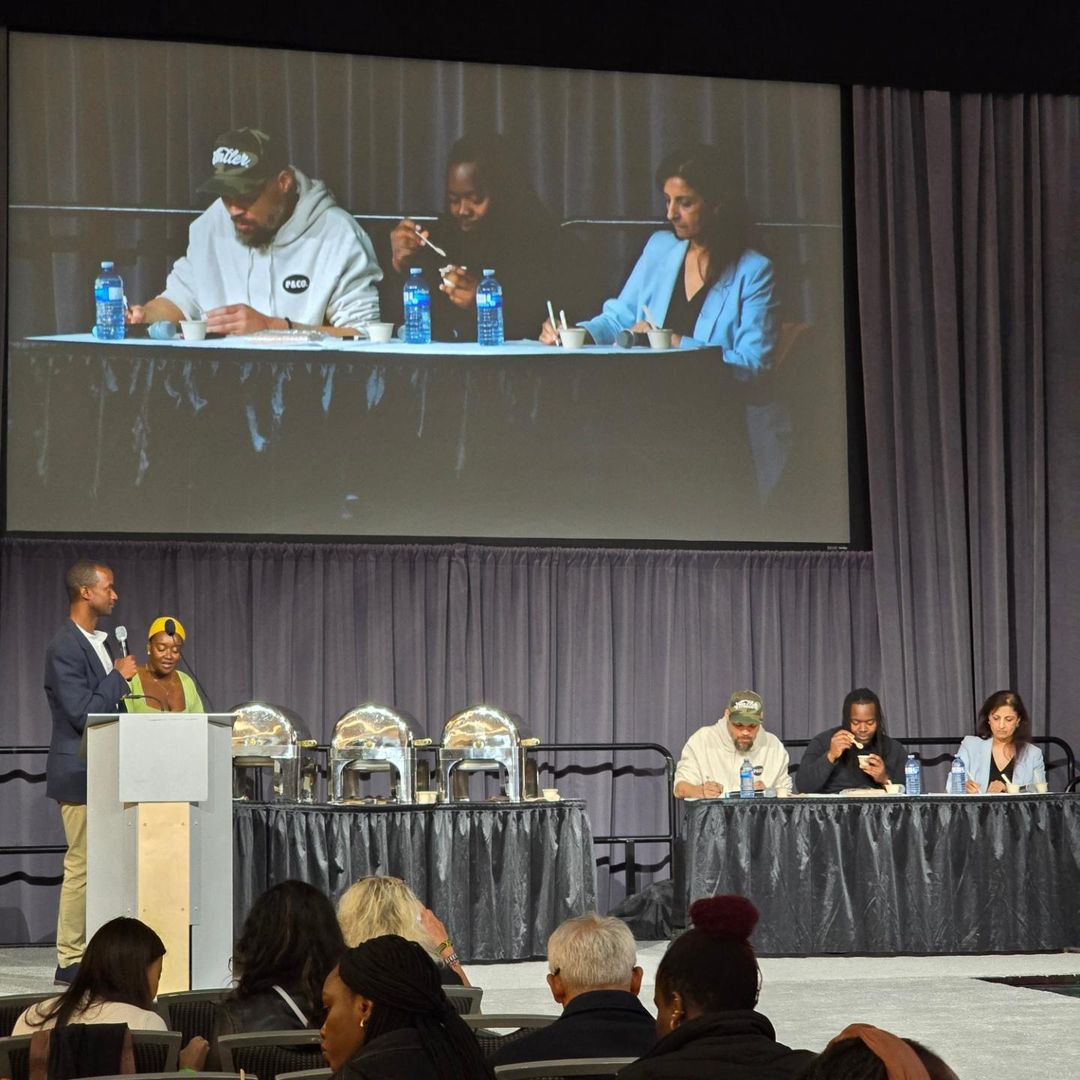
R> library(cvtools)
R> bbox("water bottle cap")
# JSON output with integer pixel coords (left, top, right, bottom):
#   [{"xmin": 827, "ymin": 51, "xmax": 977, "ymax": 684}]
[
  {"xmin": 410, "ymin": 267, "xmax": 422, "ymax": 275},
  {"xmin": 101, "ymin": 261, "xmax": 114, "ymax": 269},
  {"xmin": 482, "ymin": 268, "xmax": 494, "ymax": 276}
]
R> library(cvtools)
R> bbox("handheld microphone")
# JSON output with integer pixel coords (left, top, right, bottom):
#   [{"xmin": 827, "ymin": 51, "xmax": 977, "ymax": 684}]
[{"xmin": 115, "ymin": 626, "xmax": 129, "ymax": 656}]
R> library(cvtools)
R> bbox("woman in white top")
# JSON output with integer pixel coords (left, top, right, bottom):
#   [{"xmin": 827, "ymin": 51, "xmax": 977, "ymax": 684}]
[{"xmin": 12, "ymin": 916, "xmax": 208, "ymax": 1070}]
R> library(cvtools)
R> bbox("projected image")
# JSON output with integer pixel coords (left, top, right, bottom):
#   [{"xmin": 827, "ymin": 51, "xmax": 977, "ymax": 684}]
[{"xmin": 7, "ymin": 33, "xmax": 848, "ymax": 543}]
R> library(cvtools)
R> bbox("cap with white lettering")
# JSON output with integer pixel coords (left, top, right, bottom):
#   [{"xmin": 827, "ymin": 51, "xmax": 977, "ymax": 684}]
[
  {"xmin": 727, "ymin": 690, "xmax": 764, "ymax": 725},
  {"xmin": 198, "ymin": 128, "xmax": 289, "ymax": 198}
]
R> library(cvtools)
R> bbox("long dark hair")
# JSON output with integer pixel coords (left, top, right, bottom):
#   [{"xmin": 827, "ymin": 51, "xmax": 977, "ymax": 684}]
[
  {"xmin": 656, "ymin": 895, "xmax": 761, "ymax": 1015},
  {"xmin": 231, "ymin": 880, "xmax": 344, "ymax": 1020},
  {"xmin": 841, "ymin": 688, "xmax": 887, "ymax": 754},
  {"xmin": 654, "ymin": 144, "xmax": 753, "ymax": 277},
  {"xmin": 339, "ymin": 935, "xmax": 493, "ymax": 1080},
  {"xmin": 976, "ymin": 690, "xmax": 1032, "ymax": 755},
  {"xmin": 31, "ymin": 917, "xmax": 163, "ymax": 1029}
]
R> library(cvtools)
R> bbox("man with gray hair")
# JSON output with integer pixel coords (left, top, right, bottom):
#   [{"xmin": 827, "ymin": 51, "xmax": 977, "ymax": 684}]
[{"xmin": 490, "ymin": 912, "xmax": 655, "ymax": 1067}]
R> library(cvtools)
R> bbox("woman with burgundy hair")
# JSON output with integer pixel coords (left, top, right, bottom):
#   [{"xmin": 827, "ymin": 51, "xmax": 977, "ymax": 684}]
[{"xmin": 619, "ymin": 895, "xmax": 815, "ymax": 1079}]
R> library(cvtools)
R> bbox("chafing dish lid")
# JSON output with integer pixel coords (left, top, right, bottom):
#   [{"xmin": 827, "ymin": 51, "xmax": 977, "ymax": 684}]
[
  {"xmin": 331, "ymin": 703, "xmax": 430, "ymax": 750},
  {"xmin": 231, "ymin": 700, "xmax": 315, "ymax": 748},
  {"xmin": 440, "ymin": 704, "xmax": 537, "ymax": 749}
]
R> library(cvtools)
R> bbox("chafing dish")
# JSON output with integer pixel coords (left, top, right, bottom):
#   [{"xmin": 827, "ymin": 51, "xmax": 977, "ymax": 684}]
[
  {"xmin": 329, "ymin": 703, "xmax": 432, "ymax": 803},
  {"xmin": 437, "ymin": 704, "xmax": 540, "ymax": 802},
  {"xmin": 231, "ymin": 701, "xmax": 318, "ymax": 803}
]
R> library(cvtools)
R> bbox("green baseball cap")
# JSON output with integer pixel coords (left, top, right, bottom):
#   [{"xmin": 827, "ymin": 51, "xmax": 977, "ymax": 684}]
[
  {"xmin": 727, "ymin": 690, "xmax": 764, "ymax": 724},
  {"xmin": 198, "ymin": 128, "xmax": 289, "ymax": 198}
]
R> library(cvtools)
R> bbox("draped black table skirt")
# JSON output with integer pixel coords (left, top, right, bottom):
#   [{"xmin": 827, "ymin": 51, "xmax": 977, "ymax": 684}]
[
  {"xmin": 683, "ymin": 793, "xmax": 1080, "ymax": 954},
  {"xmin": 234, "ymin": 801, "xmax": 597, "ymax": 961}
]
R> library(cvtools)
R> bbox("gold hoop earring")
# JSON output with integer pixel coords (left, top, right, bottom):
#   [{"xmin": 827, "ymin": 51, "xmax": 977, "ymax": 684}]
[{"xmin": 360, "ymin": 1016, "xmax": 367, "ymax": 1029}]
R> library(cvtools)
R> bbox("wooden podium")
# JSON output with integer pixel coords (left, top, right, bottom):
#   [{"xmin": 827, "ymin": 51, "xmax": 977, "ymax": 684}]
[{"xmin": 83, "ymin": 712, "xmax": 234, "ymax": 992}]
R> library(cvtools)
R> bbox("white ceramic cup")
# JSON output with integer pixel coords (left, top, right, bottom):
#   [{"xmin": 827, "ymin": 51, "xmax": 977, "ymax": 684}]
[
  {"xmin": 180, "ymin": 320, "xmax": 208, "ymax": 341},
  {"xmin": 1034, "ymin": 781, "xmax": 1049, "ymax": 793},
  {"xmin": 558, "ymin": 327, "xmax": 587, "ymax": 349},
  {"xmin": 416, "ymin": 790, "xmax": 437, "ymax": 805},
  {"xmin": 542, "ymin": 788, "xmax": 561, "ymax": 802},
  {"xmin": 647, "ymin": 328, "xmax": 674, "ymax": 349},
  {"xmin": 885, "ymin": 783, "xmax": 904, "ymax": 795},
  {"xmin": 1004, "ymin": 782, "xmax": 1021, "ymax": 794},
  {"xmin": 366, "ymin": 321, "xmax": 396, "ymax": 343},
  {"xmin": 857, "ymin": 754, "xmax": 871, "ymax": 768}
]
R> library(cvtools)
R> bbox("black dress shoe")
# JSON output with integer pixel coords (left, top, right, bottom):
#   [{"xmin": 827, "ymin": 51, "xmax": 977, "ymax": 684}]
[{"xmin": 54, "ymin": 963, "xmax": 79, "ymax": 986}]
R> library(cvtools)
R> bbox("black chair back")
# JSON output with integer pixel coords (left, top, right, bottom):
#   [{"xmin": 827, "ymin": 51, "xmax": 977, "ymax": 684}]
[
  {"xmin": 218, "ymin": 1030, "xmax": 324, "ymax": 1080},
  {"xmin": 0, "ymin": 995, "xmax": 53, "ymax": 1039},
  {"xmin": 443, "ymin": 986, "xmax": 483, "ymax": 1016},
  {"xmin": 158, "ymin": 989, "xmax": 232, "ymax": 1044},
  {"xmin": 461, "ymin": 1015, "xmax": 555, "ymax": 1062}
]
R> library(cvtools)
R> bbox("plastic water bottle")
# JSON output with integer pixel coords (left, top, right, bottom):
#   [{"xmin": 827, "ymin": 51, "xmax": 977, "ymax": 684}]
[
  {"xmin": 403, "ymin": 267, "xmax": 431, "ymax": 344},
  {"xmin": 94, "ymin": 261, "xmax": 125, "ymax": 340},
  {"xmin": 948, "ymin": 756, "xmax": 966, "ymax": 794},
  {"xmin": 476, "ymin": 268, "xmax": 504, "ymax": 346},
  {"xmin": 904, "ymin": 754, "xmax": 921, "ymax": 795},
  {"xmin": 739, "ymin": 759, "xmax": 755, "ymax": 799}
]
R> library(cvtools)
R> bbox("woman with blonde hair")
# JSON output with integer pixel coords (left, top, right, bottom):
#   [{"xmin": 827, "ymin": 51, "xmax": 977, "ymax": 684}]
[{"xmin": 337, "ymin": 877, "xmax": 469, "ymax": 986}]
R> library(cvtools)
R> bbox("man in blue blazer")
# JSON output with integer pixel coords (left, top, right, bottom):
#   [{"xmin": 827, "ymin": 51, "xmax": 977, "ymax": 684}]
[{"xmin": 44, "ymin": 560, "xmax": 137, "ymax": 984}]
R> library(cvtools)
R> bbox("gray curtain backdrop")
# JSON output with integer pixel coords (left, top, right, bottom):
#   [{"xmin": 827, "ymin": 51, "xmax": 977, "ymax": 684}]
[
  {"xmin": 853, "ymin": 87, "xmax": 1080, "ymax": 741},
  {"xmin": 3, "ymin": 75, "xmax": 1079, "ymax": 944}
]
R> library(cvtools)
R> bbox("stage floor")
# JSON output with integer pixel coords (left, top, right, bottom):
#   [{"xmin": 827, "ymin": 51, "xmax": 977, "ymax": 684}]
[{"xmin": 3, "ymin": 945, "xmax": 1078, "ymax": 1078}]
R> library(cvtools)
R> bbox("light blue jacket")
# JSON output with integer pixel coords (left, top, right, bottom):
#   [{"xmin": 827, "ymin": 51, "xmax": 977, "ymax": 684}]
[
  {"xmin": 579, "ymin": 231, "xmax": 778, "ymax": 375},
  {"xmin": 955, "ymin": 734, "xmax": 1047, "ymax": 791}
]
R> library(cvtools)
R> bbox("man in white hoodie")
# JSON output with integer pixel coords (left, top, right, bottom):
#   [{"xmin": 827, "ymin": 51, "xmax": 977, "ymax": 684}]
[
  {"xmin": 127, "ymin": 128, "xmax": 382, "ymax": 336},
  {"xmin": 673, "ymin": 690, "xmax": 793, "ymax": 797}
]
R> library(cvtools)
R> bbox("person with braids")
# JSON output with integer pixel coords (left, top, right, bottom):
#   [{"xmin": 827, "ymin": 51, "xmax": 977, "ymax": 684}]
[
  {"xmin": 207, "ymin": 881, "xmax": 344, "ymax": 1067},
  {"xmin": 319, "ymin": 935, "xmax": 493, "ymax": 1080},
  {"xmin": 12, "ymin": 917, "xmax": 208, "ymax": 1069},
  {"xmin": 620, "ymin": 895, "xmax": 814, "ymax": 1080}
]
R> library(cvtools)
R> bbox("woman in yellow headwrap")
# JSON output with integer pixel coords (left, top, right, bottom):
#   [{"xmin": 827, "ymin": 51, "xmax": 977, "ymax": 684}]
[{"xmin": 127, "ymin": 616, "xmax": 204, "ymax": 712}]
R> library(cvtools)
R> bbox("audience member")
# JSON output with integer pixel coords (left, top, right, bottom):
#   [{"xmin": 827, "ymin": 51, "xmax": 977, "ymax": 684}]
[
  {"xmin": 619, "ymin": 895, "xmax": 815, "ymax": 1079},
  {"xmin": 490, "ymin": 913, "xmax": 654, "ymax": 1067},
  {"xmin": 674, "ymin": 691, "xmax": 793, "ymax": 798},
  {"xmin": 338, "ymin": 876, "xmax": 469, "ymax": 986},
  {"xmin": 12, "ymin": 917, "xmax": 208, "ymax": 1069},
  {"xmin": 208, "ymin": 880, "xmax": 345, "ymax": 1066},
  {"xmin": 319, "ymin": 935, "xmax": 492, "ymax": 1080},
  {"xmin": 797, "ymin": 1024, "xmax": 957, "ymax": 1079},
  {"xmin": 796, "ymin": 688, "xmax": 906, "ymax": 794}
]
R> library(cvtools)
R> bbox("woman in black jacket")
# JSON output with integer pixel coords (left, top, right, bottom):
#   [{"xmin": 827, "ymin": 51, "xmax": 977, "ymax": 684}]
[
  {"xmin": 621, "ymin": 895, "xmax": 815, "ymax": 1080},
  {"xmin": 320, "ymin": 935, "xmax": 492, "ymax": 1080}
]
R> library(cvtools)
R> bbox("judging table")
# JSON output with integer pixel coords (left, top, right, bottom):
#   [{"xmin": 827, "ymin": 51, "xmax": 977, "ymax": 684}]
[
  {"xmin": 682, "ymin": 793, "xmax": 1080, "ymax": 955},
  {"xmin": 9, "ymin": 335, "xmax": 755, "ymax": 538},
  {"xmin": 233, "ymin": 799, "xmax": 597, "ymax": 962}
]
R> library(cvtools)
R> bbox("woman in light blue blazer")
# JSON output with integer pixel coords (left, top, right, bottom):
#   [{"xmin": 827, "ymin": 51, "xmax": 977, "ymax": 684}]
[
  {"xmin": 955, "ymin": 690, "xmax": 1047, "ymax": 793},
  {"xmin": 541, "ymin": 144, "xmax": 779, "ymax": 371}
]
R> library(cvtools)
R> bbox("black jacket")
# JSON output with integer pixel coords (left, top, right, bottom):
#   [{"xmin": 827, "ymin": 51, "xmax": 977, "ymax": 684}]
[
  {"xmin": 336, "ymin": 1027, "xmax": 442, "ymax": 1080},
  {"xmin": 795, "ymin": 728, "xmax": 908, "ymax": 794},
  {"xmin": 617, "ymin": 1010, "xmax": 815, "ymax": 1080},
  {"xmin": 490, "ymin": 990, "xmax": 656, "ymax": 1067}
]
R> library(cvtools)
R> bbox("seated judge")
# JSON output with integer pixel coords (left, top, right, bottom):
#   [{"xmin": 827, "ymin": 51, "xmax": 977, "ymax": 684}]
[
  {"xmin": 540, "ymin": 143, "xmax": 778, "ymax": 367},
  {"xmin": 490, "ymin": 913, "xmax": 655, "ymax": 1067},
  {"xmin": 126, "ymin": 127, "xmax": 381, "ymax": 336},
  {"xmin": 796, "ymin": 688, "xmax": 906, "ymax": 794},
  {"xmin": 126, "ymin": 617, "xmax": 204, "ymax": 713},
  {"xmin": 673, "ymin": 691, "xmax": 793, "ymax": 798},
  {"xmin": 955, "ymin": 689, "xmax": 1046, "ymax": 793},
  {"xmin": 386, "ymin": 131, "xmax": 583, "ymax": 341}
]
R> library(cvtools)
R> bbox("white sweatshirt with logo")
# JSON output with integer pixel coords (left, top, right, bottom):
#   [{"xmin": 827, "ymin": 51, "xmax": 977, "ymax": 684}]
[
  {"xmin": 674, "ymin": 720, "xmax": 793, "ymax": 795},
  {"xmin": 161, "ymin": 168, "xmax": 382, "ymax": 329}
]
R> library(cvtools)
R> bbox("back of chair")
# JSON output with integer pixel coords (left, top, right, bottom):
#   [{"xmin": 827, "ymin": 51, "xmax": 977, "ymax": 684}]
[
  {"xmin": 158, "ymin": 989, "xmax": 232, "ymax": 1044},
  {"xmin": 0, "ymin": 1034, "xmax": 31, "ymax": 1080},
  {"xmin": 494, "ymin": 1058, "xmax": 637, "ymax": 1079},
  {"xmin": 131, "ymin": 1030, "xmax": 182, "ymax": 1073},
  {"xmin": 461, "ymin": 1015, "xmax": 556, "ymax": 1062},
  {"xmin": 218, "ymin": 1030, "xmax": 324, "ymax": 1080},
  {"xmin": 443, "ymin": 986, "xmax": 484, "ymax": 1016},
  {"xmin": 0, "ymin": 994, "xmax": 53, "ymax": 1039}
]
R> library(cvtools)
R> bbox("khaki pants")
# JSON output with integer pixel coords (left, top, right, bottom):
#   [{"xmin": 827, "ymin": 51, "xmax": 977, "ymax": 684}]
[{"xmin": 56, "ymin": 801, "xmax": 87, "ymax": 967}]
